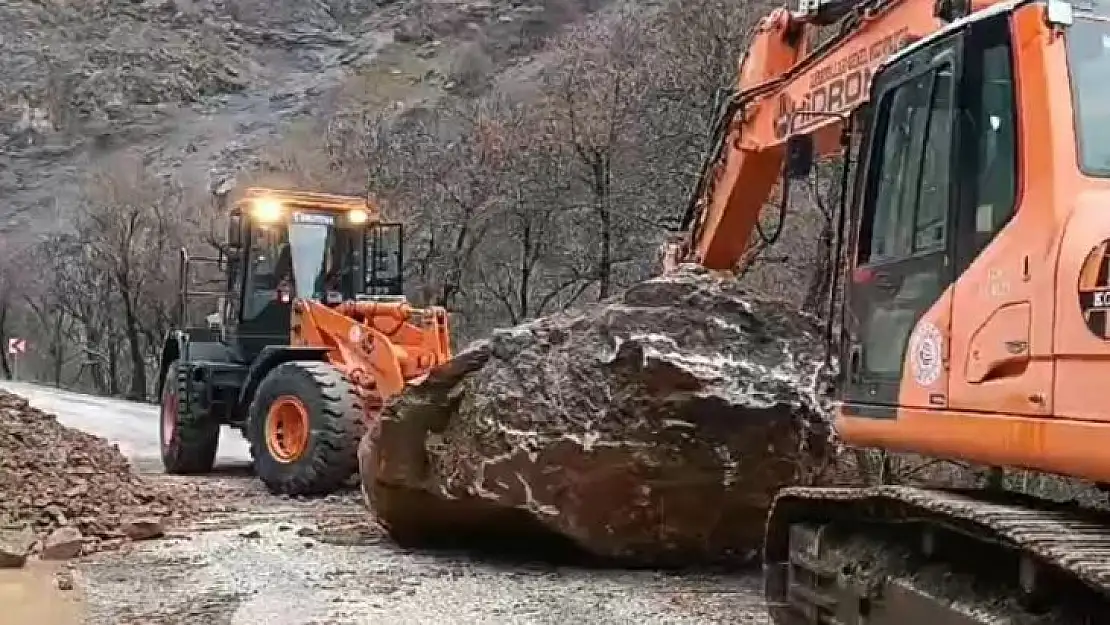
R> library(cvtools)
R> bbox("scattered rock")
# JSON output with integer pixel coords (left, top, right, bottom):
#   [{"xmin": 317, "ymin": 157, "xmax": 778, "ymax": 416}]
[
  {"xmin": 42, "ymin": 527, "xmax": 83, "ymax": 560},
  {"xmin": 0, "ymin": 392, "xmax": 187, "ymax": 557},
  {"xmin": 240, "ymin": 529, "xmax": 262, "ymax": 539},
  {"xmin": 0, "ymin": 525, "xmax": 36, "ymax": 568},
  {"xmin": 122, "ymin": 517, "xmax": 165, "ymax": 541},
  {"xmin": 360, "ymin": 266, "xmax": 836, "ymax": 566},
  {"xmin": 55, "ymin": 569, "xmax": 75, "ymax": 591}
]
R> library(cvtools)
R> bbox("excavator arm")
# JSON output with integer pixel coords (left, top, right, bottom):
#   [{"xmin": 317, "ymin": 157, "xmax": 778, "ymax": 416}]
[{"xmin": 664, "ymin": 0, "xmax": 998, "ymax": 273}]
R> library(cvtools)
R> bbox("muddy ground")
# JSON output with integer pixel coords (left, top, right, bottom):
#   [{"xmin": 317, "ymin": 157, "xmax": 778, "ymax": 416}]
[{"xmin": 0, "ymin": 381, "xmax": 770, "ymax": 625}]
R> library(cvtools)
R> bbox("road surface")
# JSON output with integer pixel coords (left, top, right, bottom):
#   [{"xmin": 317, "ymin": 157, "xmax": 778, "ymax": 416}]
[
  {"xmin": 0, "ymin": 381, "xmax": 770, "ymax": 625},
  {"xmin": 0, "ymin": 380, "xmax": 252, "ymax": 473}
]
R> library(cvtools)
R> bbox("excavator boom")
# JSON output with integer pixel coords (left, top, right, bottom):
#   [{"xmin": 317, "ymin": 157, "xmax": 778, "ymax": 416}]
[
  {"xmin": 670, "ymin": 0, "xmax": 1002, "ymax": 272},
  {"xmin": 663, "ymin": 0, "xmax": 1110, "ymax": 621}
]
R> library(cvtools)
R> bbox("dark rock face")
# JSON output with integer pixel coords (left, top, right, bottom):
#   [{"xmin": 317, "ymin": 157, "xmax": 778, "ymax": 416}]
[{"xmin": 360, "ymin": 266, "xmax": 836, "ymax": 566}]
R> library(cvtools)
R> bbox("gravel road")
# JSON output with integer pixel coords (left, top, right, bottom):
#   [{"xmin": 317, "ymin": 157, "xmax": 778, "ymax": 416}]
[{"xmin": 0, "ymin": 381, "xmax": 770, "ymax": 625}]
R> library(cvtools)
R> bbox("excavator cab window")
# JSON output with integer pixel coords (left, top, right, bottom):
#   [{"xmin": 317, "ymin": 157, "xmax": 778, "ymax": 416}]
[
  {"xmin": 862, "ymin": 64, "xmax": 954, "ymax": 265},
  {"xmin": 1067, "ymin": 16, "xmax": 1110, "ymax": 176},
  {"xmin": 846, "ymin": 37, "xmax": 960, "ymax": 402},
  {"xmin": 960, "ymin": 24, "xmax": 1017, "ymax": 264}
]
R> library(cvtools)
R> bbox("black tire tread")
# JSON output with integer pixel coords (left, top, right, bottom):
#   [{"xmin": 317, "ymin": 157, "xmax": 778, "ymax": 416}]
[
  {"xmin": 248, "ymin": 360, "xmax": 365, "ymax": 496},
  {"xmin": 161, "ymin": 360, "xmax": 219, "ymax": 474}
]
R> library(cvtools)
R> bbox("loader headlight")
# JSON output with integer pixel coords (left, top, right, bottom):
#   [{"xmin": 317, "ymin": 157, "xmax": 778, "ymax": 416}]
[
  {"xmin": 348, "ymin": 208, "xmax": 369, "ymax": 225},
  {"xmin": 251, "ymin": 197, "xmax": 284, "ymax": 223}
]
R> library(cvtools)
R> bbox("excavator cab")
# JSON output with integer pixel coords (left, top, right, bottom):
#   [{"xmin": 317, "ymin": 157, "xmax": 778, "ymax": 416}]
[
  {"xmin": 837, "ymin": 0, "xmax": 1073, "ymax": 432},
  {"xmin": 657, "ymin": 0, "xmax": 1110, "ymax": 616},
  {"xmin": 761, "ymin": 1, "xmax": 1110, "ymax": 623}
]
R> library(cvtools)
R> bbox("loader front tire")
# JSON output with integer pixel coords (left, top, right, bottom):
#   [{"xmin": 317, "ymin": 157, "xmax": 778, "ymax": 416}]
[
  {"xmin": 160, "ymin": 360, "xmax": 220, "ymax": 474},
  {"xmin": 248, "ymin": 361, "xmax": 365, "ymax": 496}
]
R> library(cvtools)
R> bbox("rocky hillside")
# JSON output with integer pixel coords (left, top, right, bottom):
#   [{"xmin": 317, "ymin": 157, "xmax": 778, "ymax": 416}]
[{"xmin": 0, "ymin": 0, "xmax": 610, "ymax": 233}]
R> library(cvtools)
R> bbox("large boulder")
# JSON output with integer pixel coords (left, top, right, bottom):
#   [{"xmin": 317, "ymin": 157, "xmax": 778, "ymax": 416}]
[{"xmin": 359, "ymin": 266, "xmax": 836, "ymax": 566}]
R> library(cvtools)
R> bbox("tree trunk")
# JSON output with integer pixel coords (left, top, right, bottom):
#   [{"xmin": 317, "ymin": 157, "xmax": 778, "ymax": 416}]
[
  {"xmin": 120, "ymin": 287, "xmax": 148, "ymax": 400},
  {"xmin": 0, "ymin": 302, "xmax": 11, "ymax": 380},
  {"xmin": 51, "ymin": 315, "xmax": 64, "ymax": 388},
  {"xmin": 85, "ymin": 324, "xmax": 108, "ymax": 395},
  {"xmin": 598, "ymin": 203, "xmax": 611, "ymax": 300},
  {"xmin": 591, "ymin": 155, "xmax": 612, "ymax": 301},
  {"xmin": 109, "ymin": 343, "xmax": 120, "ymax": 397},
  {"xmin": 518, "ymin": 215, "xmax": 532, "ymax": 319}
]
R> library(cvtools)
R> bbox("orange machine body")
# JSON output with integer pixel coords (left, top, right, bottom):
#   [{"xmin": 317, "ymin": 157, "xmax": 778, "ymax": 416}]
[
  {"xmin": 292, "ymin": 298, "xmax": 452, "ymax": 414},
  {"xmin": 669, "ymin": 0, "xmax": 1110, "ymax": 486},
  {"xmin": 840, "ymin": 2, "xmax": 1110, "ymax": 483},
  {"xmin": 240, "ymin": 187, "xmax": 453, "ymax": 421}
]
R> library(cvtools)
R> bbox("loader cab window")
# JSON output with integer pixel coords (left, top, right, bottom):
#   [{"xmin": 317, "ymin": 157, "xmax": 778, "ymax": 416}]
[
  {"xmin": 242, "ymin": 215, "xmax": 364, "ymax": 322},
  {"xmin": 286, "ymin": 213, "xmax": 363, "ymax": 304},
  {"xmin": 365, "ymin": 223, "xmax": 404, "ymax": 296},
  {"xmin": 243, "ymin": 224, "xmax": 290, "ymax": 323}
]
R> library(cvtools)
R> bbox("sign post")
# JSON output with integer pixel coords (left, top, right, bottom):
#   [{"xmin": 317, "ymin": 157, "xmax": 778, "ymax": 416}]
[{"xmin": 7, "ymin": 338, "xmax": 27, "ymax": 380}]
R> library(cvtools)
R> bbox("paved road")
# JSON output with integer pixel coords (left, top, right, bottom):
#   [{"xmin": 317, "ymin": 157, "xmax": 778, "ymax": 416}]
[
  {"xmin": 0, "ymin": 380, "xmax": 251, "ymax": 472},
  {"xmin": 0, "ymin": 380, "xmax": 769, "ymax": 625}
]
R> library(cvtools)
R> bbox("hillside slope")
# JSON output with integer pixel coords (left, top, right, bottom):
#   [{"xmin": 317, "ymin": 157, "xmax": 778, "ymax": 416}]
[{"xmin": 0, "ymin": 0, "xmax": 610, "ymax": 232}]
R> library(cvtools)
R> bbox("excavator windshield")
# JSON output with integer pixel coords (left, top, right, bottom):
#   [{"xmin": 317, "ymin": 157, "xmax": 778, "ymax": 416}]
[{"xmin": 1068, "ymin": 15, "xmax": 1110, "ymax": 175}]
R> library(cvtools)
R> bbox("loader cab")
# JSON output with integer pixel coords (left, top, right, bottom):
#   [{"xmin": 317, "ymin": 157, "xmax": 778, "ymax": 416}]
[{"xmin": 218, "ymin": 190, "xmax": 405, "ymax": 362}]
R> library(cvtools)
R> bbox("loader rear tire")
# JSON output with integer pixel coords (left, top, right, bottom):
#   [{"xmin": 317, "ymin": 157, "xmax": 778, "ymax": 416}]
[
  {"xmin": 160, "ymin": 360, "xmax": 220, "ymax": 474},
  {"xmin": 248, "ymin": 361, "xmax": 365, "ymax": 496}
]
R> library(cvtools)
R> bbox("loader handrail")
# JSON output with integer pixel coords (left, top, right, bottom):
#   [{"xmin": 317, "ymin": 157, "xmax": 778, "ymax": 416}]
[{"xmin": 177, "ymin": 247, "xmax": 227, "ymax": 328}]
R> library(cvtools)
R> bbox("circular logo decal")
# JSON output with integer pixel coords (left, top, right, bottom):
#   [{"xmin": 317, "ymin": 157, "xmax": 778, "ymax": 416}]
[
  {"xmin": 1078, "ymin": 241, "xmax": 1110, "ymax": 339},
  {"xmin": 909, "ymin": 320, "xmax": 943, "ymax": 387}
]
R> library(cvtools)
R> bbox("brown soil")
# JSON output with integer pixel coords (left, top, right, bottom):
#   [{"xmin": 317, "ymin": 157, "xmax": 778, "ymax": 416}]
[{"xmin": 0, "ymin": 560, "xmax": 84, "ymax": 625}]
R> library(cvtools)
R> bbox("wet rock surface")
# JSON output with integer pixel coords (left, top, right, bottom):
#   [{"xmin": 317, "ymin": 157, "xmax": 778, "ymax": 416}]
[
  {"xmin": 361, "ymin": 265, "xmax": 836, "ymax": 566},
  {"xmin": 0, "ymin": 392, "xmax": 186, "ymax": 563}
]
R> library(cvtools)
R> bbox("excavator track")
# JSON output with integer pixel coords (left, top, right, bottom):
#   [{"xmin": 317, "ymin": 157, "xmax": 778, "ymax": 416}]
[{"xmin": 763, "ymin": 485, "xmax": 1110, "ymax": 624}]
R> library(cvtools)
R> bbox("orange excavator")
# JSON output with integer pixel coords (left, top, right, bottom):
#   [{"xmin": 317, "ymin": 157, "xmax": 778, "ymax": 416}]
[
  {"xmin": 158, "ymin": 188, "xmax": 451, "ymax": 496},
  {"xmin": 663, "ymin": 0, "xmax": 1110, "ymax": 621}
]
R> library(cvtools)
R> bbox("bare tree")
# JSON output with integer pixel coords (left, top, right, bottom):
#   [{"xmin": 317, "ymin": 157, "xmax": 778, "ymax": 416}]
[
  {"xmin": 546, "ymin": 5, "xmax": 654, "ymax": 300},
  {"xmin": 77, "ymin": 155, "xmax": 188, "ymax": 400}
]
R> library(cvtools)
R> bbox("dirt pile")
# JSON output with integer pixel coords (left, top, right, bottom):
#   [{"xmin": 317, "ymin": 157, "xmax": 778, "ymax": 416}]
[
  {"xmin": 359, "ymin": 265, "xmax": 837, "ymax": 566},
  {"xmin": 0, "ymin": 392, "xmax": 182, "ymax": 567}
]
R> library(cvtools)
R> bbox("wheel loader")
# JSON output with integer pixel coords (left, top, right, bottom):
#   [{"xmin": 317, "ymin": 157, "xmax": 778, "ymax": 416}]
[
  {"xmin": 157, "ymin": 187, "xmax": 451, "ymax": 496},
  {"xmin": 659, "ymin": 0, "xmax": 1110, "ymax": 620}
]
